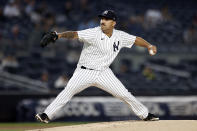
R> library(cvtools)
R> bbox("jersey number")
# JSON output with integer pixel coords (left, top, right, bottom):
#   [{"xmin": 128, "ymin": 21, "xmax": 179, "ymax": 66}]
[{"xmin": 113, "ymin": 41, "xmax": 120, "ymax": 52}]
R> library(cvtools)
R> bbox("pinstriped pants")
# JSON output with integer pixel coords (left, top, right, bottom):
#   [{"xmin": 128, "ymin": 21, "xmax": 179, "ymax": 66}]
[{"xmin": 44, "ymin": 67, "xmax": 149, "ymax": 120}]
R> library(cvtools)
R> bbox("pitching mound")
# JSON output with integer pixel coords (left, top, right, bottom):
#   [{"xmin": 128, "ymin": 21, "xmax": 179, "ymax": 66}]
[{"xmin": 29, "ymin": 120, "xmax": 197, "ymax": 131}]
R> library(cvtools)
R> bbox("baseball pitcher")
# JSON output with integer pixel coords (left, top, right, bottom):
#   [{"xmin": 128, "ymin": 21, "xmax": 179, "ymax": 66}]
[{"xmin": 36, "ymin": 10, "xmax": 159, "ymax": 123}]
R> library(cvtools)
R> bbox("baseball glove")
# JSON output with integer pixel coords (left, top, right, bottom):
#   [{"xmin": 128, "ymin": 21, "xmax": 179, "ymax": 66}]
[{"xmin": 40, "ymin": 31, "xmax": 58, "ymax": 48}]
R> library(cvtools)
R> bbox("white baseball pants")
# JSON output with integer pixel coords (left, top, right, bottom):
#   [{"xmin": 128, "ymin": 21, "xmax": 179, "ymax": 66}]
[{"xmin": 44, "ymin": 67, "xmax": 149, "ymax": 120}]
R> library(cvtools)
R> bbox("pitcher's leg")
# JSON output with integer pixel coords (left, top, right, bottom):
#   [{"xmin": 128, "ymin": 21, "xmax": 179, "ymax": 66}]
[
  {"xmin": 96, "ymin": 69, "xmax": 148, "ymax": 119},
  {"xmin": 44, "ymin": 69, "xmax": 95, "ymax": 120}
]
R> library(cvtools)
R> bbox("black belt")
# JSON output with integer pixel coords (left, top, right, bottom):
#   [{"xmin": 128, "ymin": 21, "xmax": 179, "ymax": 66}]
[{"xmin": 81, "ymin": 66, "xmax": 94, "ymax": 70}]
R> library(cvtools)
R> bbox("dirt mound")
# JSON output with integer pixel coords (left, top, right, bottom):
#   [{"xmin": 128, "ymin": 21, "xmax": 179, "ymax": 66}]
[{"xmin": 29, "ymin": 120, "xmax": 197, "ymax": 131}]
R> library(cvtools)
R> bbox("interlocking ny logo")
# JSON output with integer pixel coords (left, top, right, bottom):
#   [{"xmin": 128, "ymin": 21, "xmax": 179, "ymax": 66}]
[
  {"xmin": 104, "ymin": 11, "xmax": 108, "ymax": 15},
  {"xmin": 113, "ymin": 41, "xmax": 119, "ymax": 52}
]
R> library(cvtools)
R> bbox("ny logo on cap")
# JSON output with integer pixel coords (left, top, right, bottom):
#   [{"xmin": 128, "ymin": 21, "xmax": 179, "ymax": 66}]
[{"xmin": 104, "ymin": 11, "xmax": 108, "ymax": 15}]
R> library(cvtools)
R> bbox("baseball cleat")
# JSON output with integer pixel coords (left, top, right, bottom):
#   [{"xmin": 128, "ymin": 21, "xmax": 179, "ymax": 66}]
[
  {"xmin": 35, "ymin": 113, "xmax": 50, "ymax": 123},
  {"xmin": 143, "ymin": 113, "xmax": 159, "ymax": 121}
]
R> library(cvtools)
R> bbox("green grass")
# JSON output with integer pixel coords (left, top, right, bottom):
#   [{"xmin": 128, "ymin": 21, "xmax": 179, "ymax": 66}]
[
  {"xmin": 0, "ymin": 122, "xmax": 90, "ymax": 126},
  {"xmin": 0, "ymin": 122, "xmax": 91, "ymax": 131}
]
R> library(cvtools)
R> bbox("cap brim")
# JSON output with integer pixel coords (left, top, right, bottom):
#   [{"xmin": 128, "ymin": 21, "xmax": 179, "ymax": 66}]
[
  {"xmin": 98, "ymin": 15, "xmax": 114, "ymax": 20},
  {"xmin": 98, "ymin": 14, "xmax": 107, "ymax": 18}
]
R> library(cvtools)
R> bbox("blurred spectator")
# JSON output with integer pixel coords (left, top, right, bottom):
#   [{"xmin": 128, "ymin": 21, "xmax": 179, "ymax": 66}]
[
  {"xmin": 54, "ymin": 74, "xmax": 69, "ymax": 88},
  {"xmin": 79, "ymin": 0, "xmax": 90, "ymax": 14},
  {"xmin": 119, "ymin": 59, "xmax": 132, "ymax": 75},
  {"xmin": 192, "ymin": 11, "xmax": 197, "ymax": 28},
  {"xmin": 3, "ymin": 0, "xmax": 21, "ymax": 18},
  {"xmin": 30, "ymin": 8, "xmax": 42, "ymax": 24},
  {"xmin": 29, "ymin": 1, "xmax": 48, "ymax": 24},
  {"xmin": 24, "ymin": 0, "xmax": 35, "ymax": 15},
  {"xmin": 78, "ymin": 20, "xmax": 89, "ymax": 30},
  {"xmin": 43, "ymin": 12, "xmax": 55, "ymax": 28},
  {"xmin": 87, "ymin": 17, "xmax": 98, "ymax": 27},
  {"xmin": 28, "ymin": 23, "xmax": 44, "ymax": 48},
  {"xmin": 183, "ymin": 26, "xmax": 197, "ymax": 44},
  {"xmin": 0, "ymin": 52, "xmax": 4, "ymax": 67},
  {"xmin": 64, "ymin": 0, "xmax": 73, "ymax": 19},
  {"xmin": 40, "ymin": 71, "xmax": 49, "ymax": 83},
  {"xmin": 10, "ymin": 24, "xmax": 24, "ymax": 40},
  {"xmin": 66, "ymin": 50, "xmax": 80, "ymax": 65},
  {"xmin": 55, "ymin": 14, "xmax": 67, "ymax": 26},
  {"xmin": 144, "ymin": 9, "xmax": 163, "ymax": 29},
  {"xmin": 128, "ymin": 15, "xmax": 144, "ymax": 35},
  {"xmin": 37, "ymin": 0, "xmax": 48, "ymax": 14},
  {"xmin": 78, "ymin": 17, "xmax": 98, "ymax": 30},
  {"xmin": 161, "ymin": 6, "xmax": 172, "ymax": 22},
  {"xmin": 54, "ymin": 1, "xmax": 73, "ymax": 26},
  {"xmin": 1, "ymin": 55, "xmax": 19, "ymax": 69},
  {"xmin": 142, "ymin": 66, "xmax": 155, "ymax": 80},
  {"xmin": 0, "ymin": 52, "xmax": 4, "ymax": 60}
]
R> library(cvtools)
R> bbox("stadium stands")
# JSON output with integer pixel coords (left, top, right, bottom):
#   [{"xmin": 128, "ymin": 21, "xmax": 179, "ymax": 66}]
[{"xmin": 0, "ymin": 0, "xmax": 197, "ymax": 95}]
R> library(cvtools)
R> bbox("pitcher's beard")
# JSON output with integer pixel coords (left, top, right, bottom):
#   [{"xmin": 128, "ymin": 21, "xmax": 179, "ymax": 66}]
[
  {"xmin": 101, "ymin": 25, "xmax": 112, "ymax": 33},
  {"xmin": 101, "ymin": 25, "xmax": 106, "ymax": 31}
]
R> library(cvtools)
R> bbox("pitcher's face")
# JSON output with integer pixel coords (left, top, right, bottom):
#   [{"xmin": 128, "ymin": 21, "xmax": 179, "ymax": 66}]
[{"xmin": 100, "ymin": 17, "xmax": 116, "ymax": 32}]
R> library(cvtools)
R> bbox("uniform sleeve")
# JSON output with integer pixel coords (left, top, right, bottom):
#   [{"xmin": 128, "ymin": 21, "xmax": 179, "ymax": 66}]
[
  {"xmin": 120, "ymin": 31, "xmax": 136, "ymax": 48},
  {"xmin": 77, "ymin": 28, "xmax": 96, "ymax": 44}
]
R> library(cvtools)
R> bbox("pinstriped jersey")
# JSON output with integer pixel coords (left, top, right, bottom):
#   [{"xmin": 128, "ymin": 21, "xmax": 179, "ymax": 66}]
[{"xmin": 77, "ymin": 26, "xmax": 136, "ymax": 70}]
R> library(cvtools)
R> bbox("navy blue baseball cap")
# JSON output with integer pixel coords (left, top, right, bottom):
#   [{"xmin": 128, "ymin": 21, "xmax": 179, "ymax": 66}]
[{"xmin": 98, "ymin": 10, "xmax": 117, "ymax": 21}]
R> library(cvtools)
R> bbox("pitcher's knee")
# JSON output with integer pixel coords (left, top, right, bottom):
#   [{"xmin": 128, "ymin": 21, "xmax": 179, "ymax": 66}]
[
  {"xmin": 117, "ymin": 93, "xmax": 133, "ymax": 101},
  {"xmin": 118, "ymin": 92, "xmax": 135, "ymax": 101}
]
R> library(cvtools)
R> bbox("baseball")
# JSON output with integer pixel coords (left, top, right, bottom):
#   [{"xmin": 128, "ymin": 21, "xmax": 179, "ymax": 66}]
[{"xmin": 149, "ymin": 50, "xmax": 155, "ymax": 55}]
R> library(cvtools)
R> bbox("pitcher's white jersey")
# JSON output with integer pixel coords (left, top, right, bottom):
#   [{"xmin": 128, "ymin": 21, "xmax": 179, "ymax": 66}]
[{"xmin": 77, "ymin": 27, "xmax": 136, "ymax": 70}]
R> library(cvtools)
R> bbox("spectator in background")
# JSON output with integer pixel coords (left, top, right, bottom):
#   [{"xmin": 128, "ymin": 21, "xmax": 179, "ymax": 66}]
[
  {"xmin": 3, "ymin": 24, "xmax": 25, "ymax": 52},
  {"xmin": 24, "ymin": 0, "xmax": 35, "ymax": 16},
  {"xmin": 55, "ymin": 1, "xmax": 72, "ymax": 25},
  {"xmin": 183, "ymin": 25, "xmax": 197, "ymax": 44},
  {"xmin": 40, "ymin": 71, "xmax": 49, "ymax": 83},
  {"xmin": 38, "ymin": 0, "xmax": 48, "ymax": 14},
  {"xmin": 78, "ymin": 19, "xmax": 89, "ymax": 30},
  {"xmin": 119, "ymin": 59, "xmax": 132, "ymax": 75},
  {"xmin": 0, "ymin": 52, "xmax": 4, "ymax": 68},
  {"xmin": 161, "ymin": 6, "xmax": 172, "ymax": 22},
  {"xmin": 192, "ymin": 11, "xmax": 197, "ymax": 28},
  {"xmin": 86, "ymin": 17, "xmax": 99, "ymax": 27},
  {"xmin": 64, "ymin": 0, "xmax": 73, "ymax": 19},
  {"xmin": 30, "ymin": 8, "xmax": 42, "ymax": 24},
  {"xmin": 44, "ymin": 12, "xmax": 55, "ymax": 28},
  {"xmin": 28, "ymin": 23, "xmax": 44, "ymax": 48},
  {"xmin": 78, "ymin": 17, "xmax": 98, "ymax": 30},
  {"xmin": 0, "ymin": 52, "xmax": 4, "ymax": 62},
  {"xmin": 66, "ymin": 50, "xmax": 80, "ymax": 66},
  {"xmin": 3, "ymin": 0, "xmax": 21, "ymax": 18},
  {"xmin": 144, "ymin": 8, "xmax": 163, "ymax": 29},
  {"xmin": 30, "ymin": 1, "xmax": 48, "ymax": 24},
  {"xmin": 1, "ymin": 55, "xmax": 19, "ymax": 69},
  {"xmin": 10, "ymin": 24, "xmax": 24, "ymax": 40},
  {"xmin": 7, "ymin": 24, "xmax": 25, "ymax": 51},
  {"xmin": 54, "ymin": 74, "xmax": 69, "ymax": 88},
  {"xmin": 40, "ymin": 71, "xmax": 50, "ymax": 89},
  {"xmin": 142, "ymin": 66, "xmax": 155, "ymax": 80},
  {"xmin": 79, "ymin": 0, "xmax": 90, "ymax": 14},
  {"xmin": 128, "ymin": 15, "xmax": 144, "ymax": 35}
]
